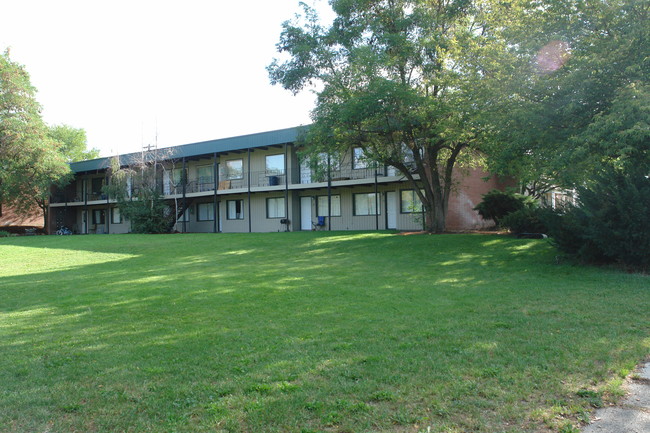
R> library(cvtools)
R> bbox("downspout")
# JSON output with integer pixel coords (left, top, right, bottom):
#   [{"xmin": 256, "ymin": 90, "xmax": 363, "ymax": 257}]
[{"xmin": 247, "ymin": 148, "xmax": 252, "ymax": 233}]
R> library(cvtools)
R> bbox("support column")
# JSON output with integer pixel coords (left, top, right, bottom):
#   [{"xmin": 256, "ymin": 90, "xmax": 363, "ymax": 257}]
[
  {"xmin": 374, "ymin": 168, "xmax": 379, "ymax": 231},
  {"xmin": 327, "ymin": 154, "xmax": 332, "ymax": 231},
  {"xmin": 105, "ymin": 173, "xmax": 110, "ymax": 234},
  {"xmin": 182, "ymin": 157, "xmax": 187, "ymax": 233},
  {"xmin": 213, "ymin": 152, "xmax": 219, "ymax": 233},
  {"xmin": 247, "ymin": 148, "xmax": 252, "ymax": 233},
  {"xmin": 284, "ymin": 143, "xmax": 289, "ymax": 232}
]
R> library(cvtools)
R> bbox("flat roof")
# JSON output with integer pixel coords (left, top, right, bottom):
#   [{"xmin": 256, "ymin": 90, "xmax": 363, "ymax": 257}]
[{"xmin": 70, "ymin": 125, "xmax": 307, "ymax": 173}]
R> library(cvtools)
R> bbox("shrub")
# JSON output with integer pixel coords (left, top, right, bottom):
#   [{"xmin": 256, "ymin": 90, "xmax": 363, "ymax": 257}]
[
  {"xmin": 545, "ymin": 167, "xmax": 650, "ymax": 270},
  {"xmin": 474, "ymin": 189, "xmax": 536, "ymax": 226},
  {"xmin": 0, "ymin": 230, "xmax": 12, "ymax": 237},
  {"xmin": 500, "ymin": 207, "xmax": 549, "ymax": 234}
]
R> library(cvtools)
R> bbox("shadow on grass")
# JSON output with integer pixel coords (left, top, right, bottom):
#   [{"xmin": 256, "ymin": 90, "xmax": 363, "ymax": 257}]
[{"xmin": 1, "ymin": 232, "xmax": 648, "ymax": 432}]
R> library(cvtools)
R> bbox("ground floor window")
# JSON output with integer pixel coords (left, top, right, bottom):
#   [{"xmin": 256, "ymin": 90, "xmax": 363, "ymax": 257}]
[
  {"xmin": 227, "ymin": 200, "xmax": 244, "ymax": 220},
  {"xmin": 197, "ymin": 203, "xmax": 215, "ymax": 221},
  {"xmin": 111, "ymin": 207, "xmax": 121, "ymax": 224},
  {"xmin": 92, "ymin": 209, "xmax": 105, "ymax": 225},
  {"xmin": 317, "ymin": 195, "xmax": 341, "ymax": 217},
  {"xmin": 353, "ymin": 193, "xmax": 380, "ymax": 216},
  {"xmin": 400, "ymin": 190, "xmax": 423, "ymax": 213},
  {"xmin": 266, "ymin": 197, "xmax": 285, "ymax": 219}
]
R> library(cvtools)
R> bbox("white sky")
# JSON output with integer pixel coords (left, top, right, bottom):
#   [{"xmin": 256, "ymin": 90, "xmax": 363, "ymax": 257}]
[{"xmin": 1, "ymin": 0, "xmax": 332, "ymax": 157}]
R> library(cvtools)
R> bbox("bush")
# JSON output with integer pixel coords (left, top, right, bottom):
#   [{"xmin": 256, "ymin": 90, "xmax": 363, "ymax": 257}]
[
  {"xmin": 474, "ymin": 189, "xmax": 536, "ymax": 226},
  {"xmin": 0, "ymin": 230, "xmax": 12, "ymax": 237},
  {"xmin": 545, "ymin": 167, "xmax": 650, "ymax": 270},
  {"xmin": 500, "ymin": 207, "xmax": 549, "ymax": 234}
]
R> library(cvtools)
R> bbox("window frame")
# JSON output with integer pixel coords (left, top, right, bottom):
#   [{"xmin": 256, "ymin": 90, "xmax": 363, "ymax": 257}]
[
  {"xmin": 265, "ymin": 154, "xmax": 285, "ymax": 175},
  {"xmin": 352, "ymin": 147, "xmax": 368, "ymax": 169},
  {"xmin": 226, "ymin": 199, "xmax": 244, "ymax": 220},
  {"xmin": 317, "ymin": 195, "xmax": 341, "ymax": 217},
  {"xmin": 225, "ymin": 159, "xmax": 244, "ymax": 180},
  {"xmin": 400, "ymin": 189, "xmax": 424, "ymax": 214},
  {"xmin": 353, "ymin": 193, "xmax": 380, "ymax": 216},
  {"xmin": 111, "ymin": 207, "xmax": 122, "ymax": 224},
  {"xmin": 197, "ymin": 202, "xmax": 215, "ymax": 221},
  {"xmin": 266, "ymin": 197, "xmax": 286, "ymax": 219},
  {"xmin": 92, "ymin": 209, "xmax": 105, "ymax": 225}
]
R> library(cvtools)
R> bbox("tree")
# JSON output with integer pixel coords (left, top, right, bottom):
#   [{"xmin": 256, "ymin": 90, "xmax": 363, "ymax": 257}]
[
  {"xmin": 268, "ymin": 0, "xmax": 524, "ymax": 232},
  {"xmin": 0, "ymin": 49, "xmax": 70, "ymax": 231},
  {"xmin": 48, "ymin": 124, "xmax": 100, "ymax": 162},
  {"xmin": 484, "ymin": 0, "xmax": 649, "ymax": 186}
]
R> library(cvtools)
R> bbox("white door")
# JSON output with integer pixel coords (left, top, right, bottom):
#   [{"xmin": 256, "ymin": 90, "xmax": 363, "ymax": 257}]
[
  {"xmin": 387, "ymin": 191, "xmax": 397, "ymax": 229},
  {"xmin": 300, "ymin": 197, "xmax": 312, "ymax": 230},
  {"xmin": 81, "ymin": 210, "xmax": 87, "ymax": 234}
]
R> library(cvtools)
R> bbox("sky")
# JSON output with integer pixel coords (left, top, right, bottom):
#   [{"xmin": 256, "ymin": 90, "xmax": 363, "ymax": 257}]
[{"xmin": 1, "ymin": 0, "xmax": 333, "ymax": 157}]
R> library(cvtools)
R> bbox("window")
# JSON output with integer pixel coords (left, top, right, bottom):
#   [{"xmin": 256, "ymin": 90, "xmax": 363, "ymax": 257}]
[
  {"xmin": 317, "ymin": 152, "xmax": 340, "ymax": 170},
  {"xmin": 266, "ymin": 197, "xmax": 286, "ymax": 219},
  {"xmin": 91, "ymin": 177, "xmax": 104, "ymax": 195},
  {"xmin": 353, "ymin": 147, "xmax": 367, "ymax": 169},
  {"xmin": 227, "ymin": 200, "xmax": 244, "ymax": 220},
  {"xmin": 317, "ymin": 195, "xmax": 341, "ymax": 217},
  {"xmin": 197, "ymin": 165, "xmax": 214, "ymax": 190},
  {"xmin": 111, "ymin": 207, "xmax": 122, "ymax": 224},
  {"xmin": 197, "ymin": 203, "xmax": 215, "ymax": 221},
  {"xmin": 225, "ymin": 159, "xmax": 243, "ymax": 180},
  {"xmin": 354, "ymin": 193, "xmax": 380, "ymax": 216},
  {"xmin": 177, "ymin": 209, "xmax": 190, "ymax": 223},
  {"xmin": 401, "ymin": 190, "xmax": 423, "ymax": 213},
  {"xmin": 92, "ymin": 209, "xmax": 105, "ymax": 224},
  {"xmin": 265, "ymin": 154, "xmax": 284, "ymax": 175}
]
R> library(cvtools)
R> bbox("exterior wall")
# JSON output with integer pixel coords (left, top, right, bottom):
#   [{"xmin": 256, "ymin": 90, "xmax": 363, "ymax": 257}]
[{"xmin": 1, "ymin": 203, "xmax": 44, "ymax": 229}]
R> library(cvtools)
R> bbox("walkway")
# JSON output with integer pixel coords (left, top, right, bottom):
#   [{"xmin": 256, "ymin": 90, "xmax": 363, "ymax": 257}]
[{"xmin": 582, "ymin": 362, "xmax": 650, "ymax": 433}]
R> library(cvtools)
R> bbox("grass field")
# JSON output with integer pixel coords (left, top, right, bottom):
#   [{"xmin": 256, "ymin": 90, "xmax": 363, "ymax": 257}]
[{"xmin": 0, "ymin": 232, "xmax": 648, "ymax": 433}]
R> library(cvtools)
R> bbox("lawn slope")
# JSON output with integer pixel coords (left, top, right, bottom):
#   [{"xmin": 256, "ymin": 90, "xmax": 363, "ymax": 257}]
[{"xmin": 0, "ymin": 232, "xmax": 648, "ymax": 433}]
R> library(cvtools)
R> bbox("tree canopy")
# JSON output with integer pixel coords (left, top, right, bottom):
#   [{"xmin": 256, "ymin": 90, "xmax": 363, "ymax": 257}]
[
  {"xmin": 484, "ymin": 0, "xmax": 649, "ymax": 188},
  {"xmin": 0, "ymin": 49, "xmax": 70, "ymax": 228},
  {"xmin": 269, "ymin": 0, "xmax": 524, "ymax": 232},
  {"xmin": 48, "ymin": 124, "xmax": 100, "ymax": 162}
]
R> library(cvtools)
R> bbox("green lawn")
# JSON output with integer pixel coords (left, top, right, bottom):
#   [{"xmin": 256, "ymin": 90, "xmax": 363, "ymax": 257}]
[{"xmin": 0, "ymin": 232, "xmax": 648, "ymax": 433}]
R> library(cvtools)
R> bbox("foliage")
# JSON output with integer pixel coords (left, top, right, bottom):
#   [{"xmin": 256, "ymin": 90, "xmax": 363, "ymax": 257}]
[
  {"xmin": 500, "ymin": 206, "xmax": 550, "ymax": 234},
  {"xmin": 1, "ymin": 233, "xmax": 648, "ymax": 432},
  {"xmin": 545, "ymin": 167, "xmax": 650, "ymax": 270},
  {"xmin": 103, "ymin": 152, "xmax": 181, "ymax": 234},
  {"xmin": 0, "ymin": 230, "xmax": 11, "ymax": 237},
  {"xmin": 484, "ymin": 0, "xmax": 650, "ymax": 187},
  {"xmin": 0, "ymin": 49, "xmax": 70, "ymax": 230},
  {"xmin": 269, "ymin": 0, "xmax": 526, "ymax": 232},
  {"xmin": 473, "ymin": 189, "xmax": 535, "ymax": 226},
  {"xmin": 48, "ymin": 124, "xmax": 99, "ymax": 162}
]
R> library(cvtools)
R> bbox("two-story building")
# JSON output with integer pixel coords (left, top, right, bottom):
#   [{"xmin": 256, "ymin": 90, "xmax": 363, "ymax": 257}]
[{"xmin": 48, "ymin": 126, "xmax": 508, "ymax": 234}]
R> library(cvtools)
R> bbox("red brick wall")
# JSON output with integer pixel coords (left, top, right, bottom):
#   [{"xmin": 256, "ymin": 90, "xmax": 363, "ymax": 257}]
[
  {"xmin": 0, "ymin": 203, "xmax": 44, "ymax": 228},
  {"xmin": 446, "ymin": 168, "xmax": 514, "ymax": 231}
]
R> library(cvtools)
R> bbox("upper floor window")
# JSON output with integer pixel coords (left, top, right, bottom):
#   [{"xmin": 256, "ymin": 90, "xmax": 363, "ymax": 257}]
[
  {"xmin": 197, "ymin": 165, "xmax": 213, "ymax": 184},
  {"xmin": 91, "ymin": 177, "xmax": 104, "ymax": 195},
  {"xmin": 353, "ymin": 147, "xmax": 368, "ymax": 169},
  {"xmin": 225, "ymin": 160, "xmax": 243, "ymax": 180},
  {"xmin": 266, "ymin": 154, "xmax": 285, "ymax": 175}
]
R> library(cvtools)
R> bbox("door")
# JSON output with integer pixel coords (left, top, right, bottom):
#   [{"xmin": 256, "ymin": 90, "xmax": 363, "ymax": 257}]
[
  {"xmin": 387, "ymin": 191, "xmax": 397, "ymax": 230},
  {"xmin": 81, "ymin": 210, "xmax": 88, "ymax": 234},
  {"xmin": 300, "ymin": 197, "xmax": 312, "ymax": 231}
]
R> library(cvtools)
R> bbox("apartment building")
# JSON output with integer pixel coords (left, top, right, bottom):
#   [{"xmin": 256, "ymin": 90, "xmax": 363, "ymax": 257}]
[{"xmin": 48, "ymin": 126, "xmax": 507, "ymax": 234}]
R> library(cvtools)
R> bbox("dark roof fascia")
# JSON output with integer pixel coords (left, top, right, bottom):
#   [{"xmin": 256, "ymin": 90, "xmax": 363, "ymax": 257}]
[{"xmin": 70, "ymin": 125, "xmax": 309, "ymax": 174}]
